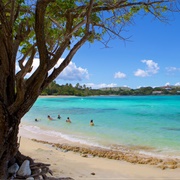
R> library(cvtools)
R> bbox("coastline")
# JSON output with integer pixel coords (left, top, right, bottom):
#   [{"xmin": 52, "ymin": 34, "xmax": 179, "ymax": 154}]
[
  {"xmin": 18, "ymin": 125, "xmax": 180, "ymax": 179},
  {"xmin": 39, "ymin": 95, "xmax": 77, "ymax": 98},
  {"xmin": 25, "ymin": 95, "xmax": 180, "ymax": 159}
]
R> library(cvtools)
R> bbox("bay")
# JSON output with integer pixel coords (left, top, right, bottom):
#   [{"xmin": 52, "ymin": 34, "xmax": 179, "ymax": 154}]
[{"xmin": 22, "ymin": 95, "xmax": 180, "ymax": 158}]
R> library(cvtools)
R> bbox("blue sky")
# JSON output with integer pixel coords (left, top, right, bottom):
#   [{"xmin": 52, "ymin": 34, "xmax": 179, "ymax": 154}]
[
  {"xmin": 55, "ymin": 11, "xmax": 180, "ymax": 89},
  {"xmin": 19, "ymin": 11, "xmax": 180, "ymax": 90}
]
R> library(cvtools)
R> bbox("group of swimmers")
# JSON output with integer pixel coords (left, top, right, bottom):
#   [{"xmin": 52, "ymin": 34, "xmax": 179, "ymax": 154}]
[{"xmin": 36, "ymin": 115, "xmax": 94, "ymax": 126}]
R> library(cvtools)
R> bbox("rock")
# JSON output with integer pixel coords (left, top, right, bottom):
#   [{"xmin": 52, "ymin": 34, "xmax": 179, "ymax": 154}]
[
  {"xmin": 26, "ymin": 177, "xmax": 34, "ymax": 180},
  {"xmin": 81, "ymin": 154, "xmax": 88, "ymax": 158},
  {"xmin": 17, "ymin": 160, "xmax": 31, "ymax": 176},
  {"xmin": 91, "ymin": 172, "xmax": 96, "ymax": 175},
  {"xmin": 63, "ymin": 150, "xmax": 69, "ymax": 153},
  {"xmin": 8, "ymin": 163, "xmax": 19, "ymax": 174}
]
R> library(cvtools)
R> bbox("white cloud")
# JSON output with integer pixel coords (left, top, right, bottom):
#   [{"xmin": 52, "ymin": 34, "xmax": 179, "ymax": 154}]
[
  {"xmin": 134, "ymin": 69, "xmax": 148, "ymax": 77},
  {"xmin": 122, "ymin": 85, "xmax": 129, "ymax": 88},
  {"xmin": 142, "ymin": 60, "xmax": 159, "ymax": 74},
  {"xmin": 165, "ymin": 67, "xmax": 180, "ymax": 76},
  {"xmin": 165, "ymin": 82, "xmax": 180, "ymax": 87},
  {"xmin": 16, "ymin": 58, "xmax": 89, "ymax": 81},
  {"xmin": 136, "ymin": 86, "xmax": 143, "ymax": 89},
  {"xmin": 85, "ymin": 83, "xmax": 117, "ymax": 89},
  {"xmin": 166, "ymin": 67, "xmax": 180, "ymax": 72},
  {"xmin": 134, "ymin": 60, "xmax": 159, "ymax": 77},
  {"xmin": 175, "ymin": 82, "xmax": 180, "ymax": 86},
  {"xmin": 165, "ymin": 82, "xmax": 170, "ymax": 86},
  {"xmin": 58, "ymin": 61, "xmax": 89, "ymax": 81},
  {"xmin": 114, "ymin": 72, "xmax": 126, "ymax": 79}
]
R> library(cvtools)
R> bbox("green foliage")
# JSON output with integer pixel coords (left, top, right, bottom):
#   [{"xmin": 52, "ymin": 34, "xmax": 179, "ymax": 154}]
[
  {"xmin": 144, "ymin": 6, "xmax": 150, "ymax": 13},
  {"xmin": 5, "ymin": 0, "xmax": 172, "ymax": 57},
  {"xmin": 130, "ymin": 6, "xmax": 141, "ymax": 14},
  {"xmin": 18, "ymin": 0, "xmax": 25, "ymax": 3},
  {"xmin": 162, "ymin": 6, "xmax": 168, "ymax": 12},
  {"xmin": 41, "ymin": 82, "xmax": 180, "ymax": 96}
]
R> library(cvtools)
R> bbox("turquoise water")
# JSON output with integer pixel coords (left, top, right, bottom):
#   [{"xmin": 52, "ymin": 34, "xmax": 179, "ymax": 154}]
[{"xmin": 22, "ymin": 95, "xmax": 180, "ymax": 157}]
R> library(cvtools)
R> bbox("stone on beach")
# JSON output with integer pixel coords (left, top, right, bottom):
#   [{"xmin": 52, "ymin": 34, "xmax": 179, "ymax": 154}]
[
  {"xmin": 8, "ymin": 163, "xmax": 19, "ymax": 174},
  {"xmin": 17, "ymin": 160, "xmax": 31, "ymax": 176},
  {"xmin": 26, "ymin": 177, "xmax": 35, "ymax": 180}
]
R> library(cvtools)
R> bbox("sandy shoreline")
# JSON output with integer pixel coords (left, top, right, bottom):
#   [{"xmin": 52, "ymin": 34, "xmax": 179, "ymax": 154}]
[{"xmin": 18, "ymin": 126, "xmax": 180, "ymax": 179}]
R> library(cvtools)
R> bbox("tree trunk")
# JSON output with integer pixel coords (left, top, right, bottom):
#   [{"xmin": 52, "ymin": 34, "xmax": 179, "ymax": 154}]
[{"xmin": 0, "ymin": 101, "xmax": 20, "ymax": 179}]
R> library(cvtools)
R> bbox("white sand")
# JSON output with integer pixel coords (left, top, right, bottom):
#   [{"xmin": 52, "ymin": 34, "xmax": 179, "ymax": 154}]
[{"xmin": 18, "ymin": 127, "xmax": 180, "ymax": 179}]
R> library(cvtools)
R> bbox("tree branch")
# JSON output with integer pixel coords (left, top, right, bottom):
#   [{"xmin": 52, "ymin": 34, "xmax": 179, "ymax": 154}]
[
  {"xmin": 86, "ymin": 0, "xmax": 94, "ymax": 32},
  {"xmin": 18, "ymin": 45, "xmax": 36, "ymax": 70},
  {"xmin": 10, "ymin": 0, "xmax": 15, "ymax": 29},
  {"xmin": 35, "ymin": 0, "xmax": 53, "ymax": 67},
  {"xmin": 0, "ymin": 2, "xmax": 10, "ymax": 36},
  {"xmin": 8, "ymin": 47, "xmax": 36, "ymax": 115},
  {"xmin": 42, "ymin": 32, "xmax": 91, "ymax": 89}
]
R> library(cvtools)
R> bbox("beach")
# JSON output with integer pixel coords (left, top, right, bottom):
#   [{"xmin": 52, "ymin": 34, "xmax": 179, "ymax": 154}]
[
  {"xmin": 19, "ymin": 127, "xmax": 180, "ymax": 179},
  {"xmin": 19, "ymin": 95, "xmax": 180, "ymax": 179},
  {"xmin": 23, "ymin": 95, "xmax": 180, "ymax": 159}
]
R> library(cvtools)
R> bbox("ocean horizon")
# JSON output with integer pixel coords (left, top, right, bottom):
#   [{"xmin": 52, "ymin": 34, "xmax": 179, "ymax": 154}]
[{"xmin": 21, "ymin": 95, "xmax": 180, "ymax": 159}]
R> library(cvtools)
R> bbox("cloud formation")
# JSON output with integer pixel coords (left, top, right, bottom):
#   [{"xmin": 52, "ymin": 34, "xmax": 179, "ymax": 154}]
[
  {"xmin": 165, "ymin": 82, "xmax": 170, "ymax": 86},
  {"xmin": 16, "ymin": 58, "xmax": 89, "ymax": 81},
  {"xmin": 164, "ymin": 66, "xmax": 180, "ymax": 77},
  {"xmin": 134, "ymin": 60, "xmax": 159, "ymax": 77},
  {"xmin": 134, "ymin": 69, "xmax": 148, "ymax": 77},
  {"xmin": 114, "ymin": 71, "xmax": 126, "ymax": 79},
  {"xmin": 85, "ymin": 83, "xmax": 117, "ymax": 89},
  {"xmin": 58, "ymin": 61, "xmax": 89, "ymax": 81},
  {"xmin": 175, "ymin": 82, "xmax": 180, "ymax": 86},
  {"xmin": 166, "ymin": 67, "xmax": 180, "ymax": 72}
]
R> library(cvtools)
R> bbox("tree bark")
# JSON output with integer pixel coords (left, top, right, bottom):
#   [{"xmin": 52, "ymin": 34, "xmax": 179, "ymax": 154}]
[{"xmin": 0, "ymin": 101, "xmax": 20, "ymax": 179}]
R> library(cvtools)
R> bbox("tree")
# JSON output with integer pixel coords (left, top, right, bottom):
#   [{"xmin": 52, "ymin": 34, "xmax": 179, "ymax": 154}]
[{"xmin": 0, "ymin": 0, "xmax": 178, "ymax": 178}]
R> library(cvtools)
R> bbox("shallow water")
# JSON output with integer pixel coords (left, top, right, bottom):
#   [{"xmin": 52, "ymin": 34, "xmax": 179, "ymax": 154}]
[{"xmin": 22, "ymin": 95, "xmax": 180, "ymax": 158}]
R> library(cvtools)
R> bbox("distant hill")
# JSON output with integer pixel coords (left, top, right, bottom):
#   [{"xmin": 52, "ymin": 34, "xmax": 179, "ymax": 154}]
[{"xmin": 41, "ymin": 81, "xmax": 180, "ymax": 96}]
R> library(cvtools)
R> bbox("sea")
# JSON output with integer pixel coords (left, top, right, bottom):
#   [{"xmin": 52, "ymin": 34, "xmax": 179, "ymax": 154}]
[{"xmin": 22, "ymin": 95, "xmax": 180, "ymax": 158}]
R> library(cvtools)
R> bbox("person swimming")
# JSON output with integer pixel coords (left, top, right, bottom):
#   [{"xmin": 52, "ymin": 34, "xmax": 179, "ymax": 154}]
[
  {"xmin": 66, "ymin": 117, "xmax": 71, "ymax": 123},
  {"xmin": 47, "ymin": 115, "xmax": 53, "ymax": 120},
  {"xmin": 57, "ymin": 114, "xmax": 61, "ymax": 119},
  {"xmin": 90, "ymin": 119, "xmax": 94, "ymax": 126}
]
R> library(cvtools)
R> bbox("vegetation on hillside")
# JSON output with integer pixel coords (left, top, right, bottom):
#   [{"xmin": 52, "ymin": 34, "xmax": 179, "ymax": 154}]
[{"xmin": 42, "ymin": 81, "xmax": 180, "ymax": 96}]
